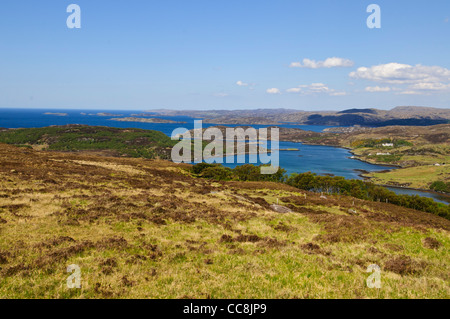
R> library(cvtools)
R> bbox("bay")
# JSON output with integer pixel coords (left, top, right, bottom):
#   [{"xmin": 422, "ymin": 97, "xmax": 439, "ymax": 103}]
[{"xmin": 0, "ymin": 108, "xmax": 447, "ymax": 204}]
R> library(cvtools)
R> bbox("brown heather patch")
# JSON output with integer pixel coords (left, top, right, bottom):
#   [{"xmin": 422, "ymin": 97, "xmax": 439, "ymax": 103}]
[
  {"xmin": 121, "ymin": 275, "xmax": 135, "ymax": 287},
  {"xmin": 100, "ymin": 257, "xmax": 118, "ymax": 268},
  {"xmin": 235, "ymin": 234, "xmax": 262, "ymax": 243},
  {"xmin": 34, "ymin": 236, "xmax": 76, "ymax": 249},
  {"xmin": 97, "ymin": 236, "xmax": 129, "ymax": 249},
  {"xmin": 281, "ymin": 194, "xmax": 370, "ymax": 212},
  {"xmin": 272, "ymin": 222, "xmax": 295, "ymax": 232},
  {"xmin": 219, "ymin": 234, "xmax": 234, "ymax": 243},
  {"xmin": 2, "ymin": 264, "xmax": 32, "ymax": 276},
  {"xmin": 2, "ymin": 236, "xmax": 129, "ymax": 276},
  {"xmin": 219, "ymin": 233, "xmax": 287, "ymax": 248},
  {"xmin": 0, "ymin": 204, "xmax": 30, "ymax": 212},
  {"xmin": 363, "ymin": 201, "xmax": 450, "ymax": 231},
  {"xmin": 384, "ymin": 255, "xmax": 426, "ymax": 276},
  {"xmin": 301, "ymin": 242, "xmax": 332, "ymax": 256},
  {"xmin": 423, "ymin": 237, "xmax": 442, "ymax": 249},
  {"xmin": 93, "ymin": 282, "xmax": 115, "ymax": 298},
  {"xmin": 240, "ymin": 194, "xmax": 272, "ymax": 209},
  {"xmin": 204, "ymin": 258, "xmax": 214, "ymax": 265},
  {"xmin": 33, "ymin": 240, "xmax": 96, "ymax": 269},
  {"xmin": 309, "ymin": 214, "xmax": 374, "ymax": 243},
  {"xmin": 227, "ymin": 181, "xmax": 299, "ymax": 192},
  {"xmin": 367, "ymin": 246, "xmax": 380, "ymax": 254},
  {"xmin": 282, "ymin": 194, "xmax": 450, "ymax": 242},
  {"xmin": 301, "ymin": 242, "xmax": 320, "ymax": 251},
  {"xmin": 0, "ymin": 251, "xmax": 10, "ymax": 264},
  {"xmin": 384, "ymin": 243, "xmax": 404, "ymax": 252},
  {"xmin": 219, "ymin": 233, "xmax": 261, "ymax": 243},
  {"xmin": 258, "ymin": 237, "xmax": 287, "ymax": 248}
]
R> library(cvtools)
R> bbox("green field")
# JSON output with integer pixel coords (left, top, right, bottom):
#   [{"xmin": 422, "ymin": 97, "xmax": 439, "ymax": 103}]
[{"xmin": 368, "ymin": 165, "xmax": 450, "ymax": 190}]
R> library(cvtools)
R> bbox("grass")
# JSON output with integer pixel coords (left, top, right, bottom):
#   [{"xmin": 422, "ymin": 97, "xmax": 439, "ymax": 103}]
[
  {"xmin": 351, "ymin": 142, "xmax": 449, "ymax": 191},
  {"xmin": 0, "ymin": 142, "xmax": 449, "ymax": 299},
  {"xmin": 368, "ymin": 165, "xmax": 450, "ymax": 189}
]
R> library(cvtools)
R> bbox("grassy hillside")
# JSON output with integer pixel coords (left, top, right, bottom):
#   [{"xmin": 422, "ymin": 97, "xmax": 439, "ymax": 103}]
[
  {"xmin": 368, "ymin": 166, "xmax": 449, "ymax": 190},
  {"xmin": 0, "ymin": 143, "xmax": 449, "ymax": 298},
  {"xmin": 0, "ymin": 125, "xmax": 176, "ymax": 160}
]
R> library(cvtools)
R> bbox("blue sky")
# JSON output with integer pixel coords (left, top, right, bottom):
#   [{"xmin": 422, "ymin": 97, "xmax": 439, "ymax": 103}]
[{"xmin": 0, "ymin": 0, "xmax": 449, "ymax": 110}]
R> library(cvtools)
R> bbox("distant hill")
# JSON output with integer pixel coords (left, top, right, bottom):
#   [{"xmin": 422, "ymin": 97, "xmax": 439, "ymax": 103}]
[
  {"xmin": 149, "ymin": 106, "xmax": 450, "ymax": 127},
  {"xmin": 0, "ymin": 125, "xmax": 176, "ymax": 159},
  {"xmin": 338, "ymin": 108, "xmax": 378, "ymax": 114}
]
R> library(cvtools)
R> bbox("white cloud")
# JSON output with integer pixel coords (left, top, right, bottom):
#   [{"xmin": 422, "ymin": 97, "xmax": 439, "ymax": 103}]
[
  {"xmin": 236, "ymin": 80, "xmax": 249, "ymax": 87},
  {"xmin": 290, "ymin": 57, "xmax": 354, "ymax": 69},
  {"xmin": 330, "ymin": 91, "xmax": 348, "ymax": 96},
  {"xmin": 365, "ymin": 86, "xmax": 391, "ymax": 92},
  {"xmin": 286, "ymin": 87, "xmax": 302, "ymax": 93},
  {"xmin": 409, "ymin": 82, "xmax": 450, "ymax": 91},
  {"xmin": 351, "ymin": 63, "xmax": 450, "ymax": 95},
  {"xmin": 286, "ymin": 83, "xmax": 346, "ymax": 96},
  {"xmin": 398, "ymin": 90, "xmax": 423, "ymax": 95},
  {"xmin": 305, "ymin": 83, "xmax": 331, "ymax": 93},
  {"xmin": 289, "ymin": 62, "xmax": 303, "ymax": 68},
  {"xmin": 266, "ymin": 88, "xmax": 281, "ymax": 94},
  {"xmin": 214, "ymin": 93, "xmax": 229, "ymax": 97},
  {"xmin": 349, "ymin": 63, "xmax": 450, "ymax": 84}
]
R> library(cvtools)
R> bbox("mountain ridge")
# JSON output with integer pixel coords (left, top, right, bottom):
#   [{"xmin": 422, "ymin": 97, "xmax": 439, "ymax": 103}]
[{"xmin": 147, "ymin": 106, "xmax": 450, "ymax": 126}]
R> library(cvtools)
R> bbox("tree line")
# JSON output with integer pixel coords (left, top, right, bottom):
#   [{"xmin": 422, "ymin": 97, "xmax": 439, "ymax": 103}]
[{"xmin": 192, "ymin": 163, "xmax": 450, "ymax": 220}]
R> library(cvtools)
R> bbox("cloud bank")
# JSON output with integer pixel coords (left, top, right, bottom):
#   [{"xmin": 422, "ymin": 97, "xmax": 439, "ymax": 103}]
[
  {"xmin": 266, "ymin": 88, "xmax": 281, "ymax": 94},
  {"xmin": 351, "ymin": 63, "xmax": 450, "ymax": 95},
  {"xmin": 286, "ymin": 83, "xmax": 347, "ymax": 96},
  {"xmin": 290, "ymin": 57, "xmax": 354, "ymax": 69}
]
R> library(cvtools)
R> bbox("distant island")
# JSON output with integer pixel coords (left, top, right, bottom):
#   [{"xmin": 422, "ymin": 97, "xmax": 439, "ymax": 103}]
[
  {"xmin": 81, "ymin": 112, "xmax": 124, "ymax": 116},
  {"xmin": 95, "ymin": 112, "xmax": 124, "ymax": 117},
  {"xmin": 43, "ymin": 112, "xmax": 68, "ymax": 116},
  {"xmin": 110, "ymin": 117, "xmax": 186, "ymax": 124}
]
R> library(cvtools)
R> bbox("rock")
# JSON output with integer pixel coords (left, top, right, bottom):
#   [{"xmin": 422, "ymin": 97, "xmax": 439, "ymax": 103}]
[{"xmin": 270, "ymin": 204, "xmax": 292, "ymax": 214}]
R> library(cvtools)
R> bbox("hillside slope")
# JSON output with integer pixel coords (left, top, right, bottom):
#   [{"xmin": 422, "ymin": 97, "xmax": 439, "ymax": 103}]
[
  {"xmin": 0, "ymin": 143, "xmax": 449, "ymax": 298},
  {"xmin": 0, "ymin": 125, "xmax": 176, "ymax": 160}
]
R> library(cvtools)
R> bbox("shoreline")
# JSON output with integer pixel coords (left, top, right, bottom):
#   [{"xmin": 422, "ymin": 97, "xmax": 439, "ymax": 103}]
[
  {"xmin": 279, "ymin": 139, "xmax": 444, "ymax": 195},
  {"xmin": 381, "ymin": 184, "xmax": 450, "ymax": 203}
]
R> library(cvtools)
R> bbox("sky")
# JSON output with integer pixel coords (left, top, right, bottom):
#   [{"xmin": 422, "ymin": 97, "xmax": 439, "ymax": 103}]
[{"xmin": 0, "ymin": 0, "xmax": 449, "ymax": 111}]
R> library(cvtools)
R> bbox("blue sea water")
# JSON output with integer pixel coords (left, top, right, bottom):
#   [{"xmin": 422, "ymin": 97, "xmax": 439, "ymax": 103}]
[
  {"xmin": 0, "ymin": 108, "xmax": 332, "ymax": 135},
  {"xmin": 0, "ymin": 108, "xmax": 448, "ymax": 204}
]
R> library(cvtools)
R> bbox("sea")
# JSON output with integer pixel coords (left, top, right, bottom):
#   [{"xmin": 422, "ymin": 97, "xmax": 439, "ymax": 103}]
[{"xmin": 0, "ymin": 108, "xmax": 448, "ymax": 204}]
